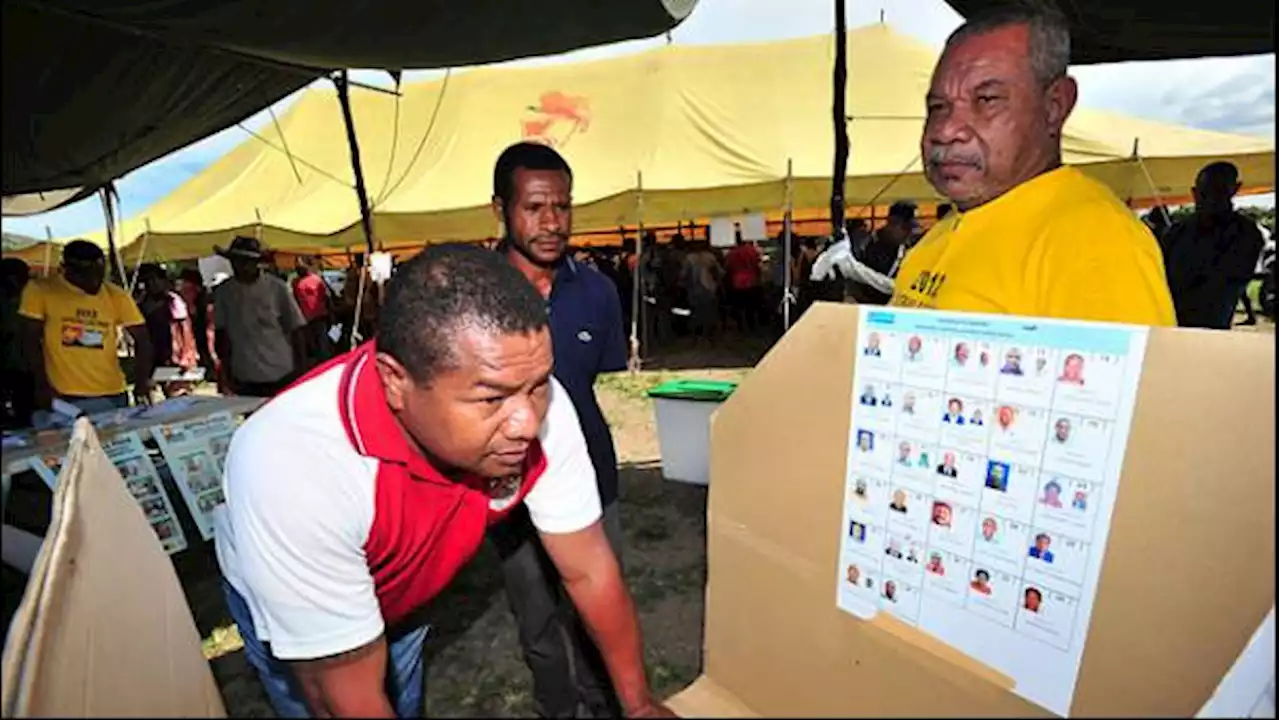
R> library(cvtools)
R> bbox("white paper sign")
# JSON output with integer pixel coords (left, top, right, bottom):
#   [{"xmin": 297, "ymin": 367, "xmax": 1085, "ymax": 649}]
[
  {"xmin": 369, "ymin": 252, "xmax": 394, "ymax": 283},
  {"xmin": 709, "ymin": 213, "xmax": 768, "ymax": 247},
  {"xmin": 197, "ymin": 255, "xmax": 234, "ymax": 286}
]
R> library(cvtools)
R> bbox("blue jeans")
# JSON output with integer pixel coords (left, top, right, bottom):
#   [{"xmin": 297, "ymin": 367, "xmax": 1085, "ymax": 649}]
[{"xmin": 222, "ymin": 578, "xmax": 427, "ymax": 718}]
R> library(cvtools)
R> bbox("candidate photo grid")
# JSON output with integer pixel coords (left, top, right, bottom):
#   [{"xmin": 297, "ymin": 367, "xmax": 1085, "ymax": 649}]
[{"xmin": 842, "ymin": 326, "xmax": 1129, "ymax": 651}]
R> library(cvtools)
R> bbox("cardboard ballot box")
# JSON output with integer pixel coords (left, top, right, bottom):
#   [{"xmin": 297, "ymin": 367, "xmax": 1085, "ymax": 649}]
[
  {"xmin": 667, "ymin": 303, "xmax": 1276, "ymax": 718},
  {"xmin": 1, "ymin": 420, "xmax": 225, "ymax": 718}
]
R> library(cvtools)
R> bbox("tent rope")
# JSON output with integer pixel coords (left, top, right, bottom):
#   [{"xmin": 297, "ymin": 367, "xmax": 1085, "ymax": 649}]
[
  {"xmin": 374, "ymin": 68, "xmax": 453, "ymax": 207},
  {"xmin": 235, "ymin": 123, "xmax": 354, "ymax": 188},
  {"xmin": 375, "ymin": 75, "xmax": 404, "ymax": 205},
  {"xmin": 267, "ymin": 105, "xmax": 304, "ymax": 185}
]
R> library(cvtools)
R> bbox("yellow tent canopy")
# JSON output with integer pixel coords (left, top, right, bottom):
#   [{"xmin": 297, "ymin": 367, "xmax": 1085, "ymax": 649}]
[{"xmin": 41, "ymin": 23, "xmax": 1275, "ymax": 263}]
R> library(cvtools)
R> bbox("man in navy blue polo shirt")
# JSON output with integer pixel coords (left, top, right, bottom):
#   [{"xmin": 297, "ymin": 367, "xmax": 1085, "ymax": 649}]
[{"xmin": 490, "ymin": 142, "xmax": 629, "ymax": 718}]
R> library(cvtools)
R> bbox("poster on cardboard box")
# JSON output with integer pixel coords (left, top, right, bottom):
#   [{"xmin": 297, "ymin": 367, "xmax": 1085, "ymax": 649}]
[
  {"xmin": 838, "ymin": 306, "xmax": 1150, "ymax": 716},
  {"xmin": 152, "ymin": 411, "xmax": 236, "ymax": 541},
  {"xmin": 100, "ymin": 432, "xmax": 188, "ymax": 554}
]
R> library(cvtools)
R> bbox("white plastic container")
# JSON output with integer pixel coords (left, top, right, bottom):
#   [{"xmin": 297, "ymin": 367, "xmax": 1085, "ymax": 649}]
[{"xmin": 648, "ymin": 380, "xmax": 738, "ymax": 486}]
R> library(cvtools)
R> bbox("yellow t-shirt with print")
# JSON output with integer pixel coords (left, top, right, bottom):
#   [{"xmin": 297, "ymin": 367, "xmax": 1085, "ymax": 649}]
[
  {"xmin": 18, "ymin": 275, "xmax": 145, "ymax": 396},
  {"xmin": 892, "ymin": 167, "xmax": 1175, "ymax": 326}
]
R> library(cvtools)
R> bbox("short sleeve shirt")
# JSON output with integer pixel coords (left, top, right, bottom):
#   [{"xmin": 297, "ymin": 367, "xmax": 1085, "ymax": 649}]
[
  {"xmin": 214, "ymin": 346, "xmax": 601, "ymax": 660},
  {"xmin": 546, "ymin": 258, "xmax": 628, "ymax": 506},
  {"xmin": 213, "ymin": 274, "xmax": 307, "ymax": 383},
  {"xmin": 18, "ymin": 275, "xmax": 144, "ymax": 396},
  {"xmin": 891, "ymin": 167, "xmax": 1176, "ymax": 326},
  {"xmin": 292, "ymin": 273, "xmax": 329, "ymax": 322}
]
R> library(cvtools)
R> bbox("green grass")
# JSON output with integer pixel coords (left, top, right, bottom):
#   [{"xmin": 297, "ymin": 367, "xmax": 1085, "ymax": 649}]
[
  {"xmin": 597, "ymin": 368, "xmax": 749, "ymax": 403},
  {"xmin": 596, "ymin": 371, "xmax": 678, "ymax": 403},
  {"xmin": 625, "ymin": 562, "xmax": 706, "ymax": 610}
]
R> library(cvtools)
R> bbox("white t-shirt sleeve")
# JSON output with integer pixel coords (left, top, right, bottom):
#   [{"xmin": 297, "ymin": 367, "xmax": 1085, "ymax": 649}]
[
  {"xmin": 524, "ymin": 377, "xmax": 603, "ymax": 535},
  {"xmin": 221, "ymin": 422, "xmax": 383, "ymax": 660}
]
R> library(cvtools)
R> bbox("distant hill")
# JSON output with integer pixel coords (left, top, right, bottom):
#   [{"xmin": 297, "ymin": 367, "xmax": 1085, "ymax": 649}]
[{"xmin": 2, "ymin": 232, "xmax": 42, "ymax": 251}]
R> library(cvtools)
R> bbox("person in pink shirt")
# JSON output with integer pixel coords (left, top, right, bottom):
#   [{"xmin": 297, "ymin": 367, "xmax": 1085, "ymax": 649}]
[
  {"xmin": 292, "ymin": 256, "xmax": 334, "ymax": 367},
  {"xmin": 723, "ymin": 226, "xmax": 763, "ymax": 333},
  {"xmin": 136, "ymin": 264, "xmax": 198, "ymax": 398}
]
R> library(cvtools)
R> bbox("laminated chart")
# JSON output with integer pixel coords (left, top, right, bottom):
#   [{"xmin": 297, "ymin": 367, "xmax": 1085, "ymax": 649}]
[
  {"xmin": 102, "ymin": 432, "xmax": 188, "ymax": 554},
  {"xmin": 151, "ymin": 411, "xmax": 237, "ymax": 541},
  {"xmin": 837, "ymin": 306, "xmax": 1150, "ymax": 716}
]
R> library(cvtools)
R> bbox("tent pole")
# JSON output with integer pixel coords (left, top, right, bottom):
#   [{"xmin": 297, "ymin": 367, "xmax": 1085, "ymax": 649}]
[
  {"xmin": 1131, "ymin": 139, "xmax": 1172, "ymax": 227},
  {"xmin": 629, "ymin": 171, "xmax": 644, "ymax": 373},
  {"xmin": 783, "ymin": 158, "xmax": 795, "ymax": 331},
  {"xmin": 333, "ymin": 70, "xmax": 378, "ymax": 256},
  {"xmin": 98, "ymin": 184, "xmax": 126, "ymax": 287},
  {"xmin": 128, "ymin": 219, "xmax": 152, "ymax": 294},
  {"xmin": 830, "ymin": 0, "xmax": 849, "ymax": 241},
  {"xmin": 42, "ymin": 226, "xmax": 53, "ymax": 277}
]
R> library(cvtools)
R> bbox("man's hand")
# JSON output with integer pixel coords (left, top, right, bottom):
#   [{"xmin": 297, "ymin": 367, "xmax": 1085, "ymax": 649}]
[
  {"xmin": 628, "ymin": 700, "xmax": 678, "ymax": 718},
  {"xmin": 540, "ymin": 521, "xmax": 658, "ymax": 718},
  {"xmin": 21, "ymin": 317, "xmax": 51, "ymax": 410},
  {"xmin": 125, "ymin": 325, "xmax": 154, "ymax": 402},
  {"xmin": 31, "ymin": 376, "xmax": 54, "ymax": 412}
]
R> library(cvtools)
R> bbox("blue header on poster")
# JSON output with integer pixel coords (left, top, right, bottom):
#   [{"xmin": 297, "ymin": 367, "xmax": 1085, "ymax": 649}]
[{"xmin": 863, "ymin": 309, "xmax": 1135, "ymax": 356}]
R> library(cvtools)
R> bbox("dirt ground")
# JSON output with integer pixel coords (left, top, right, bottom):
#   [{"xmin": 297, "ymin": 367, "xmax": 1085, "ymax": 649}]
[{"xmin": 187, "ymin": 333, "xmax": 771, "ymax": 718}]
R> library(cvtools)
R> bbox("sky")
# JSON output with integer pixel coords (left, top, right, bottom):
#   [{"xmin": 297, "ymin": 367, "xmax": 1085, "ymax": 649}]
[{"xmin": 3, "ymin": 0, "xmax": 1274, "ymax": 239}]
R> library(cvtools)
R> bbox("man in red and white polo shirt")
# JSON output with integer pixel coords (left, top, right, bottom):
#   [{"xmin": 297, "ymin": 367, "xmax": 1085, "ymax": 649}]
[{"xmin": 215, "ymin": 244, "xmax": 672, "ymax": 718}]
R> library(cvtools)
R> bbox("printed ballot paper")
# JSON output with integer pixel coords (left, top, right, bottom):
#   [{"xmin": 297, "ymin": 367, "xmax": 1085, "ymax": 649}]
[{"xmin": 840, "ymin": 308, "xmax": 1148, "ymax": 715}]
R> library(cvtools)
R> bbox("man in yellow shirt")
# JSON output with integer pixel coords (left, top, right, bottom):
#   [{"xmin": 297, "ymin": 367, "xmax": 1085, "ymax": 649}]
[
  {"xmin": 892, "ymin": 6, "xmax": 1175, "ymax": 326},
  {"xmin": 19, "ymin": 241, "xmax": 153, "ymax": 420}
]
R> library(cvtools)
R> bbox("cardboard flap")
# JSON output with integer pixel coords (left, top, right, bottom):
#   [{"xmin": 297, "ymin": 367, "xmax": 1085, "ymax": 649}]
[
  {"xmin": 667, "ymin": 677, "xmax": 760, "ymax": 717},
  {"xmin": 681, "ymin": 303, "xmax": 1275, "ymax": 718},
  {"xmin": 1072, "ymin": 327, "xmax": 1276, "ymax": 716},
  {"xmin": 0, "ymin": 419, "xmax": 226, "ymax": 718}
]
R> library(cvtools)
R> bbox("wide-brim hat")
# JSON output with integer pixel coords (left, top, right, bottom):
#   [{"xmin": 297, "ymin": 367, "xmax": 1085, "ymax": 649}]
[{"xmin": 214, "ymin": 235, "xmax": 268, "ymax": 260}]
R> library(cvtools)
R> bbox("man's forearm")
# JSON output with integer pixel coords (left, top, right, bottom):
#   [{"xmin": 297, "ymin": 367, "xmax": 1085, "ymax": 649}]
[
  {"xmin": 563, "ymin": 563, "xmax": 652, "ymax": 712},
  {"xmin": 291, "ymin": 327, "xmax": 307, "ymax": 370},
  {"xmin": 215, "ymin": 331, "xmax": 233, "ymax": 380},
  {"xmin": 292, "ymin": 638, "xmax": 396, "ymax": 719},
  {"xmin": 131, "ymin": 333, "xmax": 155, "ymax": 388}
]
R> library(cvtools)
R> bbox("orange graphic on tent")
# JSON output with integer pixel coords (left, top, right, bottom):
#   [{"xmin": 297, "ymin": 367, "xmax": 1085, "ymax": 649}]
[{"xmin": 522, "ymin": 92, "xmax": 591, "ymax": 147}]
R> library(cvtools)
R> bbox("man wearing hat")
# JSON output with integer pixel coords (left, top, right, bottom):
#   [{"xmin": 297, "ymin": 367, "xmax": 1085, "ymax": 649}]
[
  {"xmin": 212, "ymin": 236, "xmax": 308, "ymax": 397},
  {"xmin": 18, "ymin": 240, "xmax": 154, "ymax": 421},
  {"xmin": 849, "ymin": 201, "xmax": 917, "ymax": 305}
]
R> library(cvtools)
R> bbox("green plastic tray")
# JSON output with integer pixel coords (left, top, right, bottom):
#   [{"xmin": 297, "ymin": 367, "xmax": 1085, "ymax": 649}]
[{"xmin": 647, "ymin": 379, "xmax": 738, "ymax": 402}]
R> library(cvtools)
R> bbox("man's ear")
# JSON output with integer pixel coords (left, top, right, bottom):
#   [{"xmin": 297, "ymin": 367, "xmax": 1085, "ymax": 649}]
[
  {"xmin": 376, "ymin": 351, "xmax": 412, "ymax": 413},
  {"xmin": 1045, "ymin": 75, "xmax": 1078, "ymax": 135},
  {"xmin": 491, "ymin": 196, "xmax": 506, "ymax": 234}
]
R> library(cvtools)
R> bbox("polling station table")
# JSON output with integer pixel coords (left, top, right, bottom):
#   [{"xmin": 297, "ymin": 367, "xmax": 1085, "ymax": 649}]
[{"xmin": 1, "ymin": 395, "xmax": 265, "ymax": 555}]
